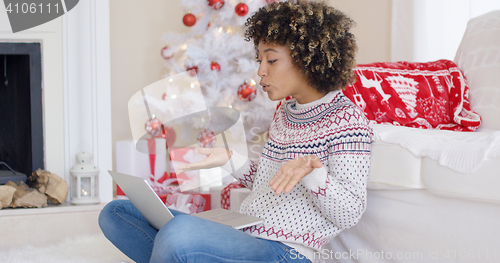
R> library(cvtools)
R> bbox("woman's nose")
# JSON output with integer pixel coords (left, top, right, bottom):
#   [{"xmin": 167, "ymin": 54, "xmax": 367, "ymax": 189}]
[{"xmin": 257, "ymin": 63, "xmax": 267, "ymax": 77}]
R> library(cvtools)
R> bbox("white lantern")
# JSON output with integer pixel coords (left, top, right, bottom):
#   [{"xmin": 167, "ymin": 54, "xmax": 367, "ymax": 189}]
[{"xmin": 70, "ymin": 151, "xmax": 100, "ymax": 205}]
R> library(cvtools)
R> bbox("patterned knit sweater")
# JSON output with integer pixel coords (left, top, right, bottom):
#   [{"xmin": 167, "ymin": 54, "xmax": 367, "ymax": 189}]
[{"xmin": 222, "ymin": 90, "xmax": 373, "ymax": 260}]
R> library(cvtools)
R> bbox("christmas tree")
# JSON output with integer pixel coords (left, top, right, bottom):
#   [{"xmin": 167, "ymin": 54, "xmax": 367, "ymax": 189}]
[{"xmin": 159, "ymin": 0, "xmax": 278, "ymax": 142}]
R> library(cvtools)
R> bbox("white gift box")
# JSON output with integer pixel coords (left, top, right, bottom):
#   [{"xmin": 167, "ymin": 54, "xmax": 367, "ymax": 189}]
[
  {"xmin": 116, "ymin": 139, "xmax": 201, "ymax": 195},
  {"xmin": 116, "ymin": 139, "xmax": 234, "ymax": 194},
  {"xmin": 209, "ymin": 185, "xmax": 251, "ymax": 212}
]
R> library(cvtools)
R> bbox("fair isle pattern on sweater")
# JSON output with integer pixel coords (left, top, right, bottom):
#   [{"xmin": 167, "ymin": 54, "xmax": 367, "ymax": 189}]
[{"xmin": 231, "ymin": 92, "xmax": 373, "ymax": 251}]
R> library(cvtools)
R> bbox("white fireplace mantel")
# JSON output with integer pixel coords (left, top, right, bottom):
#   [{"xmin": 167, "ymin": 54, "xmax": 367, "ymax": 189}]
[{"xmin": 0, "ymin": 0, "xmax": 112, "ymax": 203}]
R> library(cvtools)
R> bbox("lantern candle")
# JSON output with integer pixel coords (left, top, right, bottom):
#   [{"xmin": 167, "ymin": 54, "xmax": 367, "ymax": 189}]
[{"xmin": 70, "ymin": 151, "xmax": 100, "ymax": 205}]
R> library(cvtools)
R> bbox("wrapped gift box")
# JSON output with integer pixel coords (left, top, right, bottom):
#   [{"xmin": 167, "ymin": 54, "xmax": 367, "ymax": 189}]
[
  {"xmin": 169, "ymin": 147, "xmax": 204, "ymax": 192},
  {"xmin": 159, "ymin": 192, "xmax": 211, "ymax": 214},
  {"xmin": 213, "ymin": 182, "xmax": 251, "ymax": 212},
  {"xmin": 228, "ymin": 188, "xmax": 251, "ymax": 212},
  {"xmin": 115, "ymin": 140, "xmax": 202, "ymax": 197}
]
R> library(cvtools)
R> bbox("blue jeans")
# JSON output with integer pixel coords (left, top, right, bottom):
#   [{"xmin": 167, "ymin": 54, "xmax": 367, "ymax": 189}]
[{"xmin": 99, "ymin": 200, "xmax": 311, "ymax": 263}]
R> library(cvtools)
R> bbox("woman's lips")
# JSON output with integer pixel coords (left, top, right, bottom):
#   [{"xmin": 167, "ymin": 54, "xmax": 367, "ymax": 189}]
[{"xmin": 260, "ymin": 83, "xmax": 269, "ymax": 92}]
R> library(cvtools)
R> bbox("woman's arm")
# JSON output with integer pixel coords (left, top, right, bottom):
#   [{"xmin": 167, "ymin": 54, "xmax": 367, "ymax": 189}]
[
  {"xmin": 269, "ymin": 125, "xmax": 372, "ymax": 230},
  {"xmin": 177, "ymin": 147, "xmax": 258, "ymax": 189}
]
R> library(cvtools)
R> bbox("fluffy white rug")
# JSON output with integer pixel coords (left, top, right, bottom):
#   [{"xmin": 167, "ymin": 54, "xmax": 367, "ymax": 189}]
[{"xmin": 0, "ymin": 234, "xmax": 132, "ymax": 263}]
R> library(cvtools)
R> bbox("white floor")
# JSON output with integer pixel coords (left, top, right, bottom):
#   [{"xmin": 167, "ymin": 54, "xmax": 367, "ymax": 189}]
[
  {"xmin": 0, "ymin": 233, "xmax": 131, "ymax": 263},
  {"xmin": 0, "ymin": 202, "xmax": 132, "ymax": 263}
]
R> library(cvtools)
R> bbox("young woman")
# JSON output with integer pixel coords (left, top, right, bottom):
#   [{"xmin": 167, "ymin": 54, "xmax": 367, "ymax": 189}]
[{"xmin": 99, "ymin": 1, "xmax": 372, "ymax": 262}]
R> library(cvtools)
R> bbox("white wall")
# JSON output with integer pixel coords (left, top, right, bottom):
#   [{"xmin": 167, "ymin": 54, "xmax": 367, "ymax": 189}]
[
  {"xmin": 330, "ymin": 0, "xmax": 392, "ymax": 64},
  {"xmin": 392, "ymin": 0, "xmax": 500, "ymax": 62}
]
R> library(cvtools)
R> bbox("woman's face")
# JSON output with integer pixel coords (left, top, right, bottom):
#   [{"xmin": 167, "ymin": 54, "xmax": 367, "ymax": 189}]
[{"xmin": 257, "ymin": 42, "xmax": 322, "ymax": 104}]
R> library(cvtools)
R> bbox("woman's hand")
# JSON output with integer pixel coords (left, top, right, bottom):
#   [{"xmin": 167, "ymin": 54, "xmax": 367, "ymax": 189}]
[
  {"xmin": 176, "ymin": 147, "xmax": 232, "ymax": 174},
  {"xmin": 269, "ymin": 155, "xmax": 323, "ymax": 195}
]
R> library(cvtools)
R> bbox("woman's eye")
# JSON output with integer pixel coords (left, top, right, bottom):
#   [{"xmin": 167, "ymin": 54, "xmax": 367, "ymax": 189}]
[
  {"xmin": 256, "ymin": 59, "xmax": 262, "ymax": 64},
  {"xmin": 268, "ymin": 59, "xmax": 277, "ymax": 64}
]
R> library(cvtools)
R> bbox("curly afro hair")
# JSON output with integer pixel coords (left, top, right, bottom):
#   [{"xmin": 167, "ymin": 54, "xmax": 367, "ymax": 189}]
[{"xmin": 245, "ymin": 0, "xmax": 358, "ymax": 93}]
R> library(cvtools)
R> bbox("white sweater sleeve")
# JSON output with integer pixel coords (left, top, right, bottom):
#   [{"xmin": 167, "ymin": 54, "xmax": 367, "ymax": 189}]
[
  {"xmin": 301, "ymin": 133, "xmax": 371, "ymax": 230},
  {"xmin": 220, "ymin": 150, "xmax": 258, "ymax": 189}
]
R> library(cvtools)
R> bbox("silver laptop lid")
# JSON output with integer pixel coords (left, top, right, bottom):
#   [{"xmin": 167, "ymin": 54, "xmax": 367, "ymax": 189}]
[{"xmin": 109, "ymin": 170, "xmax": 174, "ymax": 229}]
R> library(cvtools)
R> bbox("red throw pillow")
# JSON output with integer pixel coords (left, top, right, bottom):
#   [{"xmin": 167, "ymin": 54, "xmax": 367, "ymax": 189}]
[{"xmin": 342, "ymin": 59, "xmax": 481, "ymax": 131}]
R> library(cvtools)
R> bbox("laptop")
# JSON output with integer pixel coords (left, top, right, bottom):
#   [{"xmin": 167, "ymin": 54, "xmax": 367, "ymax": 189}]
[{"xmin": 108, "ymin": 170, "xmax": 264, "ymax": 230}]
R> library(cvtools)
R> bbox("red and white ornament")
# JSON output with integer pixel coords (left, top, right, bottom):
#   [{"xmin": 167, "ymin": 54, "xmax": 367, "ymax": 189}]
[
  {"xmin": 183, "ymin": 13, "xmax": 196, "ymax": 27},
  {"xmin": 161, "ymin": 45, "xmax": 174, "ymax": 60},
  {"xmin": 210, "ymin": 61, "xmax": 221, "ymax": 71},
  {"xmin": 186, "ymin": 66, "xmax": 198, "ymax": 76},
  {"xmin": 235, "ymin": 2, "xmax": 248, "ymax": 16},
  {"xmin": 207, "ymin": 0, "xmax": 224, "ymax": 10},
  {"xmin": 237, "ymin": 80, "xmax": 257, "ymax": 101},
  {"xmin": 197, "ymin": 128, "xmax": 217, "ymax": 148},
  {"xmin": 145, "ymin": 117, "xmax": 163, "ymax": 137}
]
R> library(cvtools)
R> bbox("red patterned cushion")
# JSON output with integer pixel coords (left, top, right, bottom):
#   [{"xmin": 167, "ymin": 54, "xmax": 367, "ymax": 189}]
[{"xmin": 342, "ymin": 59, "xmax": 481, "ymax": 131}]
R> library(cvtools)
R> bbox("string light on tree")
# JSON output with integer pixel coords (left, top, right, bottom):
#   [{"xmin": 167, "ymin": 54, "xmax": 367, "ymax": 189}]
[{"xmin": 235, "ymin": 2, "xmax": 248, "ymax": 16}]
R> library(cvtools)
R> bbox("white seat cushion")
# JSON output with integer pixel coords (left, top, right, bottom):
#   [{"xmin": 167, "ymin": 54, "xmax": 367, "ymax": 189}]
[{"xmin": 421, "ymin": 156, "xmax": 500, "ymax": 204}]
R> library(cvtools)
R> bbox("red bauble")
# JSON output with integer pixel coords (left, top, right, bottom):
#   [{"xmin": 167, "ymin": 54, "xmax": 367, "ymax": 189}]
[
  {"xmin": 210, "ymin": 61, "xmax": 221, "ymax": 71},
  {"xmin": 197, "ymin": 128, "xmax": 217, "ymax": 148},
  {"xmin": 161, "ymin": 45, "xmax": 174, "ymax": 60},
  {"xmin": 207, "ymin": 0, "xmax": 224, "ymax": 10},
  {"xmin": 186, "ymin": 66, "xmax": 198, "ymax": 76},
  {"xmin": 235, "ymin": 3, "xmax": 248, "ymax": 16},
  {"xmin": 162, "ymin": 126, "xmax": 176, "ymax": 147},
  {"xmin": 145, "ymin": 118, "xmax": 163, "ymax": 137},
  {"xmin": 237, "ymin": 81, "xmax": 257, "ymax": 101},
  {"xmin": 183, "ymin": 13, "xmax": 196, "ymax": 27}
]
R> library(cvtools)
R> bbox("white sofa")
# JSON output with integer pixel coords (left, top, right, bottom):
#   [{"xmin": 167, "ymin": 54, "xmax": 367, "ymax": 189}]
[
  {"xmin": 214, "ymin": 10, "xmax": 500, "ymax": 263},
  {"xmin": 322, "ymin": 10, "xmax": 500, "ymax": 263}
]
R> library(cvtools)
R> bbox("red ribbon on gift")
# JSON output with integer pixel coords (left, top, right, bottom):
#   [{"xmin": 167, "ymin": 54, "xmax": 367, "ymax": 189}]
[
  {"xmin": 148, "ymin": 139, "xmax": 156, "ymax": 182},
  {"xmin": 147, "ymin": 138, "xmax": 177, "ymax": 184},
  {"xmin": 221, "ymin": 182, "xmax": 244, "ymax": 210}
]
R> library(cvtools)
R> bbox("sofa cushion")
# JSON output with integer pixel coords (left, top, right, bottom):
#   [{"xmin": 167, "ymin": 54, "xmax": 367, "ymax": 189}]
[
  {"xmin": 343, "ymin": 60, "xmax": 481, "ymax": 131},
  {"xmin": 454, "ymin": 10, "xmax": 500, "ymax": 131},
  {"xmin": 368, "ymin": 133, "xmax": 424, "ymax": 190},
  {"xmin": 421, "ymin": 155, "xmax": 500, "ymax": 204}
]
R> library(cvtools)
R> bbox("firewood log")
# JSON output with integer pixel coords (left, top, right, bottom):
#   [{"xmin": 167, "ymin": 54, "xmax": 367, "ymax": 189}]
[
  {"xmin": 27, "ymin": 169, "xmax": 50, "ymax": 193},
  {"xmin": 0, "ymin": 185, "xmax": 16, "ymax": 209},
  {"xmin": 45, "ymin": 172, "xmax": 69, "ymax": 204},
  {"xmin": 28, "ymin": 169, "xmax": 69, "ymax": 204},
  {"xmin": 6, "ymin": 181, "xmax": 47, "ymax": 208}
]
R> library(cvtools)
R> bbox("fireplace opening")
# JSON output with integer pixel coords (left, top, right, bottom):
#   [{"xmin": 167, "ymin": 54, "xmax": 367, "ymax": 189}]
[{"xmin": 0, "ymin": 43, "xmax": 43, "ymax": 180}]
